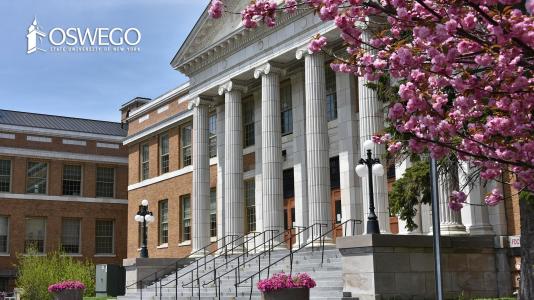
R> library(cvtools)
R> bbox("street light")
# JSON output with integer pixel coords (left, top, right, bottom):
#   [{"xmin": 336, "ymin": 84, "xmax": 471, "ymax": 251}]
[
  {"xmin": 356, "ymin": 140, "xmax": 385, "ymax": 234},
  {"xmin": 135, "ymin": 199, "xmax": 155, "ymax": 258}
]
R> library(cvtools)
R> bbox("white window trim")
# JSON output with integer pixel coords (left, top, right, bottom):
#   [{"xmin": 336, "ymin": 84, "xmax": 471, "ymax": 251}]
[
  {"xmin": 0, "ymin": 159, "xmax": 12, "ymax": 193},
  {"xmin": 96, "ymin": 167, "xmax": 116, "ymax": 198},
  {"xmin": 0, "ymin": 133, "xmax": 15, "ymax": 140},
  {"xmin": 27, "ymin": 135, "xmax": 52, "ymax": 143},
  {"xmin": 95, "ymin": 220, "xmax": 115, "ymax": 255},
  {"xmin": 25, "ymin": 217, "xmax": 47, "ymax": 254},
  {"xmin": 26, "ymin": 161, "xmax": 49, "ymax": 195},
  {"xmin": 157, "ymin": 243, "xmax": 169, "ymax": 249},
  {"xmin": 63, "ymin": 164, "xmax": 83, "ymax": 197},
  {"xmin": 62, "ymin": 139, "xmax": 86, "ymax": 146}
]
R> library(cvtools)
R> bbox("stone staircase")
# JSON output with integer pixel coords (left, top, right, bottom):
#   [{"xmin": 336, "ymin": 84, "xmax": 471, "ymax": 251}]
[{"xmin": 118, "ymin": 246, "xmax": 345, "ymax": 300}]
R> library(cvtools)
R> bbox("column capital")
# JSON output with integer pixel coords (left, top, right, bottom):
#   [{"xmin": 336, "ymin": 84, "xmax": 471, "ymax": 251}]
[
  {"xmin": 253, "ymin": 62, "xmax": 285, "ymax": 79},
  {"xmin": 218, "ymin": 80, "xmax": 247, "ymax": 96},
  {"xmin": 187, "ymin": 96, "xmax": 214, "ymax": 110},
  {"xmin": 295, "ymin": 46, "xmax": 323, "ymax": 60}
]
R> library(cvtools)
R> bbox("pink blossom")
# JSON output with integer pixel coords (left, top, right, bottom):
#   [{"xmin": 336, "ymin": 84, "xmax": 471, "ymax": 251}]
[
  {"xmin": 257, "ymin": 273, "xmax": 316, "ymax": 293},
  {"xmin": 48, "ymin": 281, "xmax": 85, "ymax": 293},
  {"xmin": 485, "ymin": 189, "xmax": 504, "ymax": 206},
  {"xmin": 449, "ymin": 191, "xmax": 467, "ymax": 212},
  {"xmin": 308, "ymin": 36, "xmax": 327, "ymax": 53},
  {"xmin": 208, "ymin": 0, "xmax": 223, "ymax": 18}
]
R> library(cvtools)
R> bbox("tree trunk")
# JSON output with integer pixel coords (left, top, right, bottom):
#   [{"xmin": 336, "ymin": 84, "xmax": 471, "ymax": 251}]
[{"xmin": 520, "ymin": 198, "xmax": 534, "ymax": 299}]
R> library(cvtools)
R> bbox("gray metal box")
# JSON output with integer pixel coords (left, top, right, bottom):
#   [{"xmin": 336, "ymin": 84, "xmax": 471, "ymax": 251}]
[{"xmin": 96, "ymin": 264, "xmax": 125, "ymax": 297}]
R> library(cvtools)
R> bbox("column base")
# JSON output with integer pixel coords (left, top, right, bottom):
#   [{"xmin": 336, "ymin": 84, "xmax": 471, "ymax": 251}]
[
  {"xmin": 467, "ymin": 225, "xmax": 495, "ymax": 236},
  {"xmin": 440, "ymin": 223, "xmax": 468, "ymax": 236}
]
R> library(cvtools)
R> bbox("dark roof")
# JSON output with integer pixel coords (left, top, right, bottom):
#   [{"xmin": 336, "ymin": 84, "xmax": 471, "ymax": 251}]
[{"xmin": 0, "ymin": 109, "xmax": 127, "ymax": 137}]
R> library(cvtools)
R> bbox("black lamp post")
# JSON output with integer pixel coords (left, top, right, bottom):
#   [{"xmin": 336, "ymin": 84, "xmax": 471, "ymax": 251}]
[
  {"xmin": 355, "ymin": 140, "xmax": 385, "ymax": 235},
  {"xmin": 135, "ymin": 199, "xmax": 154, "ymax": 258}
]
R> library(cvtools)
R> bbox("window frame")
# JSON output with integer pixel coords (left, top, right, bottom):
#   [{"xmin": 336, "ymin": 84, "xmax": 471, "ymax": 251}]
[
  {"xmin": 159, "ymin": 133, "xmax": 170, "ymax": 174},
  {"xmin": 244, "ymin": 179, "xmax": 256, "ymax": 233},
  {"xmin": 208, "ymin": 114, "xmax": 217, "ymax": 158},
  {"xmin": 0, "ymin": 216, "xmax": 9, "ymax": 254},
  {"xmin": 140, "ymin": 143, "xmax": 150, "ymax": 180},
  {"xmin": 283, "ymin": 168, "xmax": 295, "ymax": 199},
  {"xmin": 62, "ymin": 164, "xmax": 83, "ymax": 196},
  {"xmin": 26, "ymin": 161, "xmax": 48, "ymax": 194},
  {"xmin": 242, "ymin": 97, "xmax": 255, "ymax": 148},
  {"xmin": 96, "ymin": 167, "xmax": 115, "ymax": 198},
  {"xmin": 325, "ymin": 65, "xmax": 338, "ymax": 122},
  {"xmin": 158, "ymin": 200, "xmax": 169, "ymax": 245},
  {"xmin": 181, "ymin": 123, "xmax": 193, "ymax": 168},
  {"xmin": 61, "ymin": 218, "xmax": 81, "ymax": 254},
  {"xmin": 95, "ymin": 219, "xmax": 115, "ymax": 255},
  {"xmin": 209, "ymin": 188, "xmax": 217, "ymax": 238},
  {"xmin": 330, "ymin": 156, "xmax": 340, "ymax": 189},
  {"xmin": 25, "ymin": 217, "xmax": 47, "ymax": 254},
  {"xmin": 280, "ymin": 82, "xmax": 293, "ymax": 136},
  {"xmin": 180, "ymin": 194, "xmax": 191, "ymax": 242},
  {"xmin": 0, "ymin": 159, "xmax": 12, "ymax": 193}
]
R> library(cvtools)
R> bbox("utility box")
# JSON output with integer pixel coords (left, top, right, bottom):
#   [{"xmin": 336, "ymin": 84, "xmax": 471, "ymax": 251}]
[{"xmin": 96, "ymin": 264, "xmax": 126, "ymax": 297}]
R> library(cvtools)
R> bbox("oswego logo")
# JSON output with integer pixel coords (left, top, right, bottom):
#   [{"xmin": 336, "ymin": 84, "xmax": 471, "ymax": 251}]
[{"xmin": 26, "ymin": 17, "xmax": 142, "ymax": 54}]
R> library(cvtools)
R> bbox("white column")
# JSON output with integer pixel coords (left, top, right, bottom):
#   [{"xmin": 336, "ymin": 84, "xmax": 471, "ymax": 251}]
[
  {"xmin": 358, "ymin": 30, "xmax": 390, "ymax": 233},
  {"xmin": 216, "ymin": 103, "xmax": 226, "ymax": 248},
  {"xmin": 459, "ymin": 162, "xmax": 494, "ymax": 235},
  {"xmin": 396, "ymin": 158, "xmax": 422, "ymax": 234},
  {"xmin": 254, "ymin": 63, "xmax": 284, "ymax": 239},
  {"xmin": 336, "ymin": 71, "xmax": 363, "ymax": 235},
  {"xmin": 189, "ymin": 98, "xmax": 211, "ymax": 254},
  {"xmin": 296, "ymin": 49, "xmax": 332, "ymax": 239},
  {"xmin": 439, "ymin": 168, "xmax": 467, "ymax": 236},
  {"xmin": 291, "ymin": 71, "xmax": 309, "ymax": 244},
  {"xmin": 218, "ymin": 81, "xmax": 246, "ymax": 240},
  {"xmin": 253, "ymin": 90, "xmax": 264, "ymax": 234}
]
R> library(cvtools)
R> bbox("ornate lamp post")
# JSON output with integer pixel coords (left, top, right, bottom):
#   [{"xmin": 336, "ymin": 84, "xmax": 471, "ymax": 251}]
[
  {"xmin": 135, "ymin": 199, "xmax": 155, "ymax": 258},
  {"xmin": 355, "ymin": 140, "xmax": 385, "ymax": 234}
]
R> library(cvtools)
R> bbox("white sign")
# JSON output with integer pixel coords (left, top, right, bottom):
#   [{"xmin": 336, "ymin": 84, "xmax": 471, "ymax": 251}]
[
  {"xmin": 27, "ymin": 17, "xmax": 141, "ymax": 54},
  {"xmin": 509, "ymin": 235, "xmax": 521, "ymax": 248}
]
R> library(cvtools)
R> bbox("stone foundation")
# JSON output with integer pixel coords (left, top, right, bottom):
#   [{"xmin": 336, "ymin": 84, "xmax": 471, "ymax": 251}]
[{"xmin": 123, "ymin": 257, "xmax": 194, "ymax": 289}]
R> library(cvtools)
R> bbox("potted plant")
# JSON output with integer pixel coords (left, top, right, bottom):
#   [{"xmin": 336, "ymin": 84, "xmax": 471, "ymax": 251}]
[
  {"xmin": 257, "ymin": 272, "xmax": 316, "ymax": 300},
  {"xmin": 47, "ymin": 280, "xmax": 85, "ymax": 300}
]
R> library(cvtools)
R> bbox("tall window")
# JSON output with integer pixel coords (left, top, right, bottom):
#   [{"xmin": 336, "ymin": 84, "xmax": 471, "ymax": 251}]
[
  {"xmin": 95, "ymin": 220, "xmax": 114, "ymax": 254},
  {"xmin": 0, "ymin": 216, "xmax": 8, "ymax": 254},
  {"xmin": 208, "ymin": 114, "xmax": 217, "ymax": 158},
  {"xmin": 335, "ymin": 200, "xmax": 342, "ymax": 224},
  {"xmin": 96, "ymin": 167, "xmax": 115, "ymax": 198},
  {"xmin": 244, "ymin": 180, "xmax": 256, "ymax": 233},
  {"xmin": 141, "ymin": 143, "xmax": 150, "ymax": 180},
  {"xmin": 26, "ymin": 161, "xmax": 48, "ymax": 194},
  {"xmin": 330, "ymin": 156, "xmax": 340, "ymax": 189},
  {"xmin": 25, "ymin": 217, "xmax": 46, "ymax": 253},
  {"xmin": 181, "ymin": 194, "xmax": 191, "ymax": 241},
  {"xmin": 280, "ymin": 83, "xmax": 293, "ymax": 135},
  {"xmin": 210, "ymin": 188, "xmax": 217, "ymax": 237},
  {"xmin": 158, "ymin": 200, "xmax": 168, "ymax": 245},
  {"xmin": 283, "ymin": 168, "xmax": 294, "ymax": 198},
  {"xmin": 243, "ymin": 98, "xmax": 255, "ymax": 147},
  {"xmin": 181, "ymin": 124, "xmax": 192, "ymax": 167},
  {"xmin": 63, "ymin": 165, "xmax": 82, "ymax": 196},
  {"xmin": 160, "ymin": 133, "xmax": 170, "ymax": 174},
  {"xmin": 0, "ymin": 160, "xmax": 11, "ymax": 193},
  {"xmin": 61, "ymin": 218, "xmax": 81, "ymax": 254},
  {"xmin": 325, "ymin": 66, "xmax": 338, "ymax": 121}
]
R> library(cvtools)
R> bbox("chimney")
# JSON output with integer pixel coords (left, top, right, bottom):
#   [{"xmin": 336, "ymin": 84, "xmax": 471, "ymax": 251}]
[{"xmin": 120, "ymin": 97, "xmax": 151, "ymax": 128}]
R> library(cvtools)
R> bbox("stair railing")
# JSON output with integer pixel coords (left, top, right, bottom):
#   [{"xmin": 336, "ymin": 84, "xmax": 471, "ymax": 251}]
[{"xmin": 236, "ymin": 219, "xmax": 361, "ymax": 300}]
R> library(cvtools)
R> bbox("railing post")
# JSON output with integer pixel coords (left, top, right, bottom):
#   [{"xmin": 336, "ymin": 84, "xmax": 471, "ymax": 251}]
[
  {"xmin": 191, "ymin": 271, "xmax": 194, "ymax": 297},
  {"xmin": 154, "ymin": 272, "xmax": 157, "ymax": 296},
  {"xmin": 175, "ymin": 262, "xmax": 178, "ymax": 299},
  {"xmin": 140, "ymin": 280, "xmax": 143, "ymax": 300}
]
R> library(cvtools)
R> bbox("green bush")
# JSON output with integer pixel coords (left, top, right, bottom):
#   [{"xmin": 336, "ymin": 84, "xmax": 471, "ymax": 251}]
[{"xmin": 16, "ymin": 248, "xmax": 95, "ymax": 300}]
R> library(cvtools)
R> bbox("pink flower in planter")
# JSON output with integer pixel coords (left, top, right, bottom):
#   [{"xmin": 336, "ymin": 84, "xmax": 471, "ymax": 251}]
[
  {"xmin": 48, "ymin": 280, "xmax": 85, "ymax": 293},
  {"xmin": 257, "ymin": 272, "xmax": 316, "ymax": 293}
]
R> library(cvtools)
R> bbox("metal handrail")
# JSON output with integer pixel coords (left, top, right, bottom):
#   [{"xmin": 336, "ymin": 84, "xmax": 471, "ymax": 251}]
[{"xmin": 235, "ymin": 219, "xmax": 361, "ymax": 299}]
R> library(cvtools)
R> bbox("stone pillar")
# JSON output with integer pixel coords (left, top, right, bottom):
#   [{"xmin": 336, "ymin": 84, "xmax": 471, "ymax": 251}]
[
  {"xmin": 189, "ymin": 97, "xmax": 211, "ymax": 254},
  {"xmin": 296, "ymin": 49, "xmax": 332, "ymax": 239},
  {"xmin": 291, "ymin": 70, "xmax": 309, "ymax": 244},
  {"xmin": 358, "ymin": 30, "xmax": 390, "ymax": 233},
  {"xmin": 336, "ymin": 71, "xmax": 363, "ymax": 235},
  {"xmin": 395, "ymin": 158, "xmax": 422, "ymax": 234},
  {"xmin": 218, "ymin": 81, "xmax": 246, "ymax": 240},
  {"xmin": 459, "ymin": 162, "xmax": 494, "ymax": 235},
  {"xmin": 438, "ymin": 168, "xmax": 467, "ymax": 236},
  {"xmin": 253, "ymin": 90, "xmax": 264, "ymax": 235},
  {"xmin": 254, "ymin": 63, "xmax": 284, "ymax": 239},
  {"xmin": 215, "ymin": 103, "xmax": 226, "ymax": 248}
]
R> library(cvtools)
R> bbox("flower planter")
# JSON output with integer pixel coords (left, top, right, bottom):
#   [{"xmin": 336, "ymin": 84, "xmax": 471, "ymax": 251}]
[
  {"xmin": 262, "ymin": 287, "xmax": 310, "ymax": 300},
  {"xmin": 51, "ymin": 289, "xmax": 84, "ymax": 300}
]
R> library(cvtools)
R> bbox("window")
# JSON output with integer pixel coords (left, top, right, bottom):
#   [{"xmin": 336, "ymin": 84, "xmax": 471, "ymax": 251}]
[
  {"xmin": 283, "ymin": 168, "xmax": 294, "ymax": 198},
  {"xmin": 335, "ymin": 200, "xmax": 342, "ymax": 224},
  {"xmin": 210, "ymin": 188, "xmax": 217, "ymax": 237},
  {"xmin": 61, "ymin": 219, "xmax": 81, "ymax": 254},
  {"xmin": 160, "ymin": 133, "xmax": 170, "ymax": 174},
  {"xmin": 243, "ymin": 98, "xmax": 255, "ymax": 147},
  {"xmin": 181, "ymin": 124, "xmax": 192, "ymax": 167},
  {"xmin": 25, "ymin": 217, "xmax": 46, "ymax": 253},
  {"xmin": 244, "ymin": 180, "xmax": 256, "ymax": 233},
  {"xmin": 0, "ymin": 216, "xmax": 8, "ymax": 254},
  {"xmin": 158, "ymin": 200, "xmax": 168, "ymax": 245},
  {"xmin": 330, "ymin": 156, "xmax": 340, "ymax": 189},
  {"xmin": 181, "ymin": 195, "xmax": 191, "ymax": 241},
  {"xmin": 141, "ymin": 143, "xmax": 149, "ymax": 180},
  {"xmin": 26, "ymin": 162, "xmax": 48, "ymax": 194},
  {"xmin": 0, "ymin": 160, "xmax": 11, "ymax": 193},
  {"xmin": 208, "ymin": 114, "xmax": 217, "ymax": 158},
  {"xmin": 96, "ymin": 167, "xmax": 115, "ymax": 198},
  {"xmin": 63, "ymin": 165, "xmax": 82, "ymax": 196},
  {"xmin": 95, "ymin": 220, "xmax": 114, "ymax": 254},
  {"xmin": 325, "ymin": 66, "xmax": 338, "ymax": 121},
  {"xmin": 281, "ymin": 83, "xmax": 293, "ymax": 135}
]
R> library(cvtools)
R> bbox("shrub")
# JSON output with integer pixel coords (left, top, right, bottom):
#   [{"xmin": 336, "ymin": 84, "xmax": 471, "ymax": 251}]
[{"xmin": 16, "ymin": 248, "xmax": 95, "ymax": 300}]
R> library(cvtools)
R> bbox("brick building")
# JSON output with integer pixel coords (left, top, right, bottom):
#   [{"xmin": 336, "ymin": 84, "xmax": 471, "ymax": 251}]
[{"xmin": 0, "ymin": 109, "xmax": 129, "ymax": 292}]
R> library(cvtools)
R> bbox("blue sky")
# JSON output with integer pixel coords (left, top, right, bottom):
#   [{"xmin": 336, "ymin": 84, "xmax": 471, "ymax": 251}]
[{"xmin": 0, "ymin": 0, "xmax": 208, "ymax": 122}]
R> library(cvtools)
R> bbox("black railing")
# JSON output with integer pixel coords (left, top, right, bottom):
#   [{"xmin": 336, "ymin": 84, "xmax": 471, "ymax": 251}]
[{"xmin": 126, "ymin": 233, "xmax": 241, "ymax": 300}]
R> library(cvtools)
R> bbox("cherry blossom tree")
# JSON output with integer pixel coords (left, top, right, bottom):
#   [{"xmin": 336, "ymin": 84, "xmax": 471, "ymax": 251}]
[{"xmin": 209, "ymin": 0, "xmax": 533, "ymax": 297}]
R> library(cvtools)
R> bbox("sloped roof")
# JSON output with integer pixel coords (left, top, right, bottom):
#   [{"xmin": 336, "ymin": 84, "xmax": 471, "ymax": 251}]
[{"xmin": 0, "ymin": 109, "xmax": 127, "ymax": 137}]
